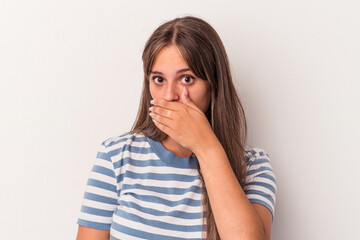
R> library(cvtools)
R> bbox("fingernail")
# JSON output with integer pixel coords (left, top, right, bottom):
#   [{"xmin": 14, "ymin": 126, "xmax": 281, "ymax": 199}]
[
  {"xmin": 149, "ymin": 106, "xmax": 153, "ymax": 111},
  {"xmin": 184, "ymin": 88, "xmax": 188, "ymax": 96},
  {"xmin": 150, "ymin": 100, "xmax": 155, "ymax": 104}
]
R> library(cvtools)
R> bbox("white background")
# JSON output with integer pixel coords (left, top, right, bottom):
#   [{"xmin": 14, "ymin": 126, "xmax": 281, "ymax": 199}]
[{"xmin": 1, "ymin": 0, "xmax": 359, "ymax": 239}]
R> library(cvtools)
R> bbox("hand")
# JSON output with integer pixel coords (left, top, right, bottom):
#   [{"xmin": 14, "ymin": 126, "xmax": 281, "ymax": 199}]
[{"xmin": 149, "ymin": 87, "xmax": 216, "ymax": 154}]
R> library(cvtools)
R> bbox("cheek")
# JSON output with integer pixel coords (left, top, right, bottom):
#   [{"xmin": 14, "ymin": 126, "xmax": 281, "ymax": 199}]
[
  {"xmin": 192, "ymin": 89, "xmax": 211, "ymax": 112},
  {"xmin": 149, "ymin": 82, "xmax": 158, "ymax": 99},
  {"xmin": 203, "ymin": 94, "xmax": 211, "ymax": 111}
]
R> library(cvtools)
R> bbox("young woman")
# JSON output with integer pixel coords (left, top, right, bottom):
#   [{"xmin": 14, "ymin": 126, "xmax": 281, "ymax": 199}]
[{"xmin": 76, "ymin": 16, "xmax": 276, "ymax": 240}]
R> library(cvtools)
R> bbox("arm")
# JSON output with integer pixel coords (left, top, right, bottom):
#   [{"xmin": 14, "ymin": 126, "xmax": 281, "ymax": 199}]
[
  {"xmin": 252, "ymin": 203, "xmax": 273, "ymax": 240},
  {"xmin": 195, "ymin": 138, "xmax": 272, "ymax": 240},
  {"xmin": 76, "ymin": 226, "xmax": 110, "ymax": 240},
  {"xmin": 149, "ymin": 92, "xmax": 274, "ymax": 239}
]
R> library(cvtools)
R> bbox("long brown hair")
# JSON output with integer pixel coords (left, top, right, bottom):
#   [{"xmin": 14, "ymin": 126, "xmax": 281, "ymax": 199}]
[{"xmin": 130, "ymin": 15, "xmax": 248, "ymax": 239}]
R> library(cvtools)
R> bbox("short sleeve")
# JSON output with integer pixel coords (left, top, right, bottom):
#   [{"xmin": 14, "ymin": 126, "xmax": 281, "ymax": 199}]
[
  {"xmin": 244, "ymin": 148, "xmax": 277, "ymax": 220},
  {"xmin": 77, "ymin": 141, "xmax": 119, "ymax": 230}
]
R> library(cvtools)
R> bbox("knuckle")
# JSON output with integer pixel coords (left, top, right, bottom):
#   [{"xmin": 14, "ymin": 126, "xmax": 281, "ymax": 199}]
[
  {"xmin": 152, "ymin": 107, "xmax": 157, "ymax": 114},
  {"xmin": 155, "ymin": 106, "xmax": 159, "ymax": 112},
  {"xmin": 179, "ymin": 108, "xmax": 188, "ymax": 115}
]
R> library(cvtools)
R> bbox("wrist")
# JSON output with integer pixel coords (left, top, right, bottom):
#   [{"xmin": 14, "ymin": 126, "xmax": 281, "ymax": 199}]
[
  {"xmin": 193, "ymin": 133, "xmax": 223, "ymax": 159},
  {"xmin": 194, "ymin": 137, "xmax": 230, "ymax": 173}
]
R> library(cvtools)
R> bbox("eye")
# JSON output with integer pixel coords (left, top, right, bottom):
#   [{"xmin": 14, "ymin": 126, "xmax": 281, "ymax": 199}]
[
  {"xmin": 152, "ymin": 76, "xmax": 164, "ymax": 84},
  {"xmin": 181, "ymin": 75, "xmax": 195, "ymax": 84}
]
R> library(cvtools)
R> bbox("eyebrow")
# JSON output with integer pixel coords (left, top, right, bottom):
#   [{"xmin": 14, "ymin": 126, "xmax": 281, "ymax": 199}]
[{"xmin": 150, "ymin": 68, "xmax": 191, "ymax": 75}]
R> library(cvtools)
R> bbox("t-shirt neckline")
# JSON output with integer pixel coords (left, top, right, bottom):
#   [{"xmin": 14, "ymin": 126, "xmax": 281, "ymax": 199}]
[{"xmin": 145, "ymin": 136, "xmax": 198, "ymax": 169}]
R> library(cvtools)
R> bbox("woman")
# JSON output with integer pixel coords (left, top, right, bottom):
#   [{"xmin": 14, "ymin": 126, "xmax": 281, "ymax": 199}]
[{"xmin": 76, "ymin": 16, "xmax": 276, "ymax": 240}]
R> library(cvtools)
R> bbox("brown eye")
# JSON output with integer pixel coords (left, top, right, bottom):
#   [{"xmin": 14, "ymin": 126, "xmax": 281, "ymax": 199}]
[
  {"xmin": 152, "ymin": 76, "xmax": 164, "ymax": 84},
  {"xmin": 181, "ymin": 75, "xmax": 195, "ymax": 84}
]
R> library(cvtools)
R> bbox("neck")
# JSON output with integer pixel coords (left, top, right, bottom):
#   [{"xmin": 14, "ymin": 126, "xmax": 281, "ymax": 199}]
[{"xmin": 162, "ymin": 136, "xmax": 194, "ymax": 158}]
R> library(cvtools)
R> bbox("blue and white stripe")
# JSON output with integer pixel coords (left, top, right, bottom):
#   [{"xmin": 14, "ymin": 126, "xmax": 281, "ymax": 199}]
[
  {"xmin": 77, "ymin": 132, "xmax": 276, "ymax": 239},
  {"xmin": 244, "ymin": 148, "xmax": 277, "ymax": 219}
]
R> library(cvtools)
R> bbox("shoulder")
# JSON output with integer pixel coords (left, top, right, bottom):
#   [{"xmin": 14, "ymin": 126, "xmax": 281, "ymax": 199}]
[
  {"xmin": 245, "ymin": 147, "xmax": 271, "ymax": 167},
  {"xmin": 99, "ymin": 131, "xmax": 150, "ymax": 157},
  {"xmin": 244, "ymin": 147, "xmax": 276, "ymax": 183},
  {"xmin": 243, "ymin": 147, "xmax": 277, "ymax": 219},
  {"xmin": 101, "ymin": 131, "xmax": 147, "ymax": 148}
]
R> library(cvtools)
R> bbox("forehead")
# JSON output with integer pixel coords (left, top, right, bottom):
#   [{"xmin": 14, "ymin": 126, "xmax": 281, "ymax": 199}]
[{"xmin": 152, "ymin": 45, "xmax": 189, "ymax": 71}]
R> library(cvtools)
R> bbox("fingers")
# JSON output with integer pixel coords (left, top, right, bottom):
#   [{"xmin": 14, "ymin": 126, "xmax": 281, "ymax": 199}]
[
  {"xmin": 151, "ymin": 117, "xmax": 171, "ymax": 135},
  {"xmin": 149, "ymin": 110, "xmax": 172, "ymax": 132},
  {"xmin": 149, "ymin": 106, "xmax": 173, "ymax": 119},
  {"xmin": 150, "ymin": 99, "xmax": 182, "ymax": 111},
  {"xmin": 149, "ymin": 87, "xmax": 204, "ymax": 119}
]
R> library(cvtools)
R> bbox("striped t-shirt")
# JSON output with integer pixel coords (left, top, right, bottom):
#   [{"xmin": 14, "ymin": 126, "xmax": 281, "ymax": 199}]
[{"xmin": 77, "ymin": 132, "xmax": 276, "ymax": 239}]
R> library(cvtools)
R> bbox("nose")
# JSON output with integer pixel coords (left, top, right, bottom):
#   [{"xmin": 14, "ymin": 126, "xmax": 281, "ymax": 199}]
[{"xmin": 164, "ymin": 81, "xmax": 181, "ymax": 102}]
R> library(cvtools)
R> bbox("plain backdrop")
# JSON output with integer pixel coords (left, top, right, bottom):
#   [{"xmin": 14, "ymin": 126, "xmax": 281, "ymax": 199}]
[{"xmin": 1, "ymin": 0, "xmax": 359, "ymax": 239}]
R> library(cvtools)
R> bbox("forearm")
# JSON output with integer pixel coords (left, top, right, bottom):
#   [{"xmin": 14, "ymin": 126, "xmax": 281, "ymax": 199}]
[{"xmin": 194, "ymin": 137, "xmax": 265, "ymax": 240}]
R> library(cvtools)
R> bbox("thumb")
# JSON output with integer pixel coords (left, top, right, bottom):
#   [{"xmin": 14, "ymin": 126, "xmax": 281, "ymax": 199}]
[{"xmin": 181, "ymin": 87, "xmax": 202, "ymax": 113}]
